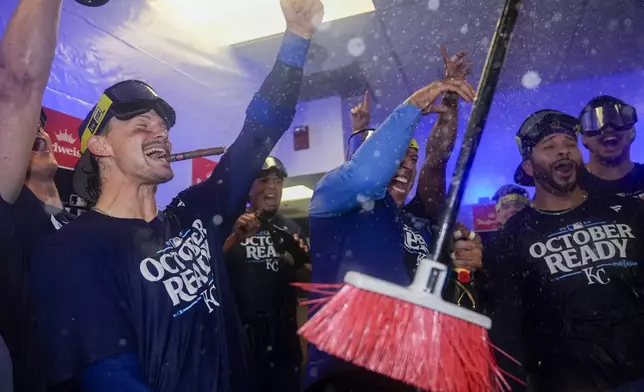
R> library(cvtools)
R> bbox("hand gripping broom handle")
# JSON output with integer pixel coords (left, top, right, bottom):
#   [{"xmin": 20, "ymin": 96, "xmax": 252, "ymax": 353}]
[
  {"xmin": 166, "ymin": 147, "xmax": 227, "ymax": 162},
  {"xmin": 423, "ymin": 0, "xmax": 522, "ymax": 293}
]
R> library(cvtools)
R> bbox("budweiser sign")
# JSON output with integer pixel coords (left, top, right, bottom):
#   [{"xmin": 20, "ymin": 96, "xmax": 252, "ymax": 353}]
[
  {"xmin": 43, "ymin": 107, "xmax": 83, "ymax": 170},
  {"xmin": 471, "ymin": 204, "xmax": 500, "ymax": 232}
]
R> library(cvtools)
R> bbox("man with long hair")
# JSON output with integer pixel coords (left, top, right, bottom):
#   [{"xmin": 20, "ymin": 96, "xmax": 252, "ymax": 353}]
[{"xmin": 29, "ymin": 1, "xmax": 323, "ymax": 391}]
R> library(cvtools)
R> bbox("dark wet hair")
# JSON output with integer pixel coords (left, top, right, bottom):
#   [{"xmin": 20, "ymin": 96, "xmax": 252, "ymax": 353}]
[{"xmin": 83, "ymin": 122, "xmax": 112, "ymax": 201}]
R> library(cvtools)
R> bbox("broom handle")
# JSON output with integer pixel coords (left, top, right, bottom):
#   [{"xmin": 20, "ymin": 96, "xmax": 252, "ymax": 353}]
[
  {"xmin": 166, "ymin": 147, "xmax": 227, "ymax": 162},
  {"xmin": 425, "ymin": 0, "xmax": 522, "ymax": 290}
]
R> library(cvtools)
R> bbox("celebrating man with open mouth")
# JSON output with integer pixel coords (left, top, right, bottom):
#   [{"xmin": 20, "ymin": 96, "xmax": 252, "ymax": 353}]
[
  {"xmin": 28, "ymin": 1, "xmax": 323, "ymax": 391},
  {"xmin": 579, "ymin": 95, "xmax": 644, "ymax": 199},
  {"xmin": 485, "ymin": 109, "xmax": 644, "ymax": 391}
]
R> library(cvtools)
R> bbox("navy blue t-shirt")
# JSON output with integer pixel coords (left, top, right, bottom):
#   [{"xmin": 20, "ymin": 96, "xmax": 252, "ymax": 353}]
[
  {"xmin": 29, "ymin": 40, "xmax": 308, "ymax": 391},
  {"xmin": 31, "ymin": 202, "xmax": 252, "ymax": 391},
  {"xmin": 580, "ymin": 163, "xmax": 644, "ymax": 199},
  {"xmin": 485, "ymin": 193, "xmax": 644, "ymax": 391},
  {"xmin": 306, "ymin": 193, "xmax": 432, "ymax": 384},
  {"xmin": 225, "ymin": 214, "xmax": 305, "ymax": 367},
  {"xmin": 0, "ymin": 186, "xmax": 74, "ymax": 392}
]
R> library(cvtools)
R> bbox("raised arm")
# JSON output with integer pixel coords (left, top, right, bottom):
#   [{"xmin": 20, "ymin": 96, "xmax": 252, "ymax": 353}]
[
  {"xmin": 309, "ymin": 102, "xmax": 422, "ymax": 217},
  {"xmin": 168, "ymin": 0, "xmax": 322, "ymax": 236},
  {"xmin": 310, "ymin": 78, "xmax": 476, "ymax": 218},
  {"xmin": 416, "ymin": 46, "xmax": 472, "ymax": 221},
  {"xmin": 0, "ymin": 0, "xmax": 62, "ymax": 203}
]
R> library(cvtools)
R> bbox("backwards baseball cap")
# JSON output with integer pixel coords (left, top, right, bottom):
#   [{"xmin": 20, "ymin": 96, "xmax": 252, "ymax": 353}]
[
  {"xmin": 514, "ymin": 109, "xmax": 580, "ymax": 186},
  {"xmin": 492, "ymin": 184, "xmax": 529, "ymax": 212},
  {"xmin": 346, "ymin": 128, "xmax": 418, "ymax": 160},
  {"xmin": 260, "ymin": 156, "xmax": 288, "ymax": 178},
  {"xmin": 579, "ymin": 95, "xmax": 637, "ymax": 136},
  {"xmin": 72, "ymin": 80, "xmax": 176, "ymax": 202}
]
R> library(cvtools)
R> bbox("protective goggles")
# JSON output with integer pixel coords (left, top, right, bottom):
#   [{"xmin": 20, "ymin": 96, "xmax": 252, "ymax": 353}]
[
  {"xmin": 80, "ymin": 80, "xmax": 176, "ymax": 152},
  {"xmin": 495, "ymin": 194, "xmax": 528, "ymax": 212},
  {"xmin": 579, "ymin": 103, "xmax": 637, "ymax": 136}
]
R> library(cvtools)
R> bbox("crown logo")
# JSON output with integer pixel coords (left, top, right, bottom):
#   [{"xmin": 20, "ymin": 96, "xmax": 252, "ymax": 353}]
[{"xmin": 55, "ymin": 129, "xmax": 77, "ymax": 144}]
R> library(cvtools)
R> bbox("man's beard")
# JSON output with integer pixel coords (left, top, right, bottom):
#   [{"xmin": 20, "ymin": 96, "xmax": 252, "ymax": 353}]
[{"xmin": 532, "ymin": 159, "xmax": 582, "ymax": 194}]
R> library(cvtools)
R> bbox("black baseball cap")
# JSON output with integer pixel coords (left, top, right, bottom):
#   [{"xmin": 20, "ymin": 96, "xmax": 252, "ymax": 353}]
[
  {"xmin": 259, "ymin": 156, "xmax": 288, "ymax": 178},
  {"xmin": 492, "ymin": 184, "xmax": 528, "ymax": 203},
  {"xmin": 514, "ymin": 109, "xmax": 580, "ymax": 186},
  {"xmin": 72, "ymin": 80, "xmax": 176, "ymax": 202}
]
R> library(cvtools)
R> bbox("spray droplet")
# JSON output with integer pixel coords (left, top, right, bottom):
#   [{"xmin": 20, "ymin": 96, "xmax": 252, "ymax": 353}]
[
  {"xmin": 347, "ymin": 37, "xmax": 366, "ymax": 57},
  {"xmin": 460, "ymin": 24, "xmax": 469, "ymax": 34},
  {"xmin": 428, "ymin": 0, "xmax": 440, "ymax": 11},
  {"xmin": 521, "ymin": 71, "xmax": 542, "ymax": 89},
  {"xmin": 552, "ymin": 12, "xmax": 563, "ymax": 22},
  {"xmin": 607, "ymin": 19, "xmax": 618, "ymax": 31},
  {"xmin": 213, "ymin": 215, "xmax": 223, "ymax": 226}
]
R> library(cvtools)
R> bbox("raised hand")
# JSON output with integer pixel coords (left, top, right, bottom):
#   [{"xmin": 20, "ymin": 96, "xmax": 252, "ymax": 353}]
[
  {"xmin": 350, "ymin": 91, "xmax": 371, "ymax": 131},
  {"xmin": 407, "ymin": 79, "xmax": 476, "ymax": 114},
  {"xmin": 441, "ymin": 45, "xmax": 472, "ymax": 80},
  {"xmin": 232, "ymin": 212, "xmax": 262, "ymax": 242},
  {"xmin": 280, "ymin": 0, "xmax": 325, "ymax": 39}
]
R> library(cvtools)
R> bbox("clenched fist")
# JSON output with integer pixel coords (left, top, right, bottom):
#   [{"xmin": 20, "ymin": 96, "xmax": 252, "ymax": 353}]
[
  {"xmin": 451, "ymin": 223, "xmax": 483, "ymax": 271},
  {"xmin": 232, "ymin": 212, "xmax": 261, "ymax": 242},
  {"xmin": 281, "ymin": 0, "xmax": 325, "ymax": 39}
]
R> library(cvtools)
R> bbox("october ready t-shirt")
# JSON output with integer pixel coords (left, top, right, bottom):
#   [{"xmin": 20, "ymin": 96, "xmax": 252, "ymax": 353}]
[
  {"xmin": 225, "ymin": 213, "xmax": 305, "ymax": 366},
  {"xmin": 226, "ymin": 214, "xmax": 304, "ymax": 318},
  {"xmin": 30, "ymin": 200, "xmax": 256, "ymax": 392},
  {"xmin": 485, "ymin": 193, "xmax": 644, "ymax": 391}
]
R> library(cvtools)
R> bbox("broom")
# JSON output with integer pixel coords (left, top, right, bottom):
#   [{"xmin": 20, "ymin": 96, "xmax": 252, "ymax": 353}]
[{"xmin": 298, "ymin": 0, "xmax": 523, "ymax": 390}]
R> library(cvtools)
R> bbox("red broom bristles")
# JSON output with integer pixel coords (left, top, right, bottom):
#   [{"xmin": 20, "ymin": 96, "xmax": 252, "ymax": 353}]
[{"xmin": 298, "ymin": 284, "xmax": 512, "ymax": 391}]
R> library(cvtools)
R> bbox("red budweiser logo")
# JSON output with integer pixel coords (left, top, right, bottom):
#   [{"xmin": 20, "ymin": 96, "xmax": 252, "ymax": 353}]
[
  {"xmin": 42, "ymin": 108, "xmax": 83, "ymax": 170},
  {"xmin": 52, "ymin": 130, "xmax": 81, "ymax": 158}
]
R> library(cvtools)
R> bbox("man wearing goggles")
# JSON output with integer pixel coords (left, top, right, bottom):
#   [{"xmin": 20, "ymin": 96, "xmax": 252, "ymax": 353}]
[
  {"xmin": 485, "ymin": 109, "xmax": 644, "ymax": 391},
  {"xmin": 579, "ymin": 95, "xmax": 644, "ymax": 199},
  {"xmin": 0, "ymin": 1, "xmax": 68, "ymax": 391},
  {"xmin": 492, "ymin": 184, "xmax": 529, "ymax": 226},
  {"xmin": 28, "ymin": 1, "xmax": 322, "ymax": 391}
]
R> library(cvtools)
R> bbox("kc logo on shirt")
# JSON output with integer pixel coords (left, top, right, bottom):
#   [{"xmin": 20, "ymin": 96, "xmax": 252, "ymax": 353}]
[
  {"xmin": 529, "ymin": 222, "xmax": 637, "ymax": 285},
  {"xmin": 241, "ymin": 232, "xmax": 281, "ymax": 271},
  {"xmin": 139, "ymin": 219, "xmax": 220, "ymax": 317},
  {"xmin": 403, "ymin": 224, "xmax": 430, "ymax": 263}
]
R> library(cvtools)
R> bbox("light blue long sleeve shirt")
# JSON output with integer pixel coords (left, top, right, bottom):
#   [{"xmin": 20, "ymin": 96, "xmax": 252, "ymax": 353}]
[{"xmin": 309, "ymin": 103, "xmax": 422, "ymax": 217}]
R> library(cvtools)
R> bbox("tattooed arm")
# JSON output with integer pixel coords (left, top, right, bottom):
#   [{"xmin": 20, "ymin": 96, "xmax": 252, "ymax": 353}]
[
  {"xmin": 415, "ymin": 46, "xmax": 472, "ymax": 221},
  {"xmin": 416, "ymin": 92, "xmax": 459, "ymax": 220}
]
